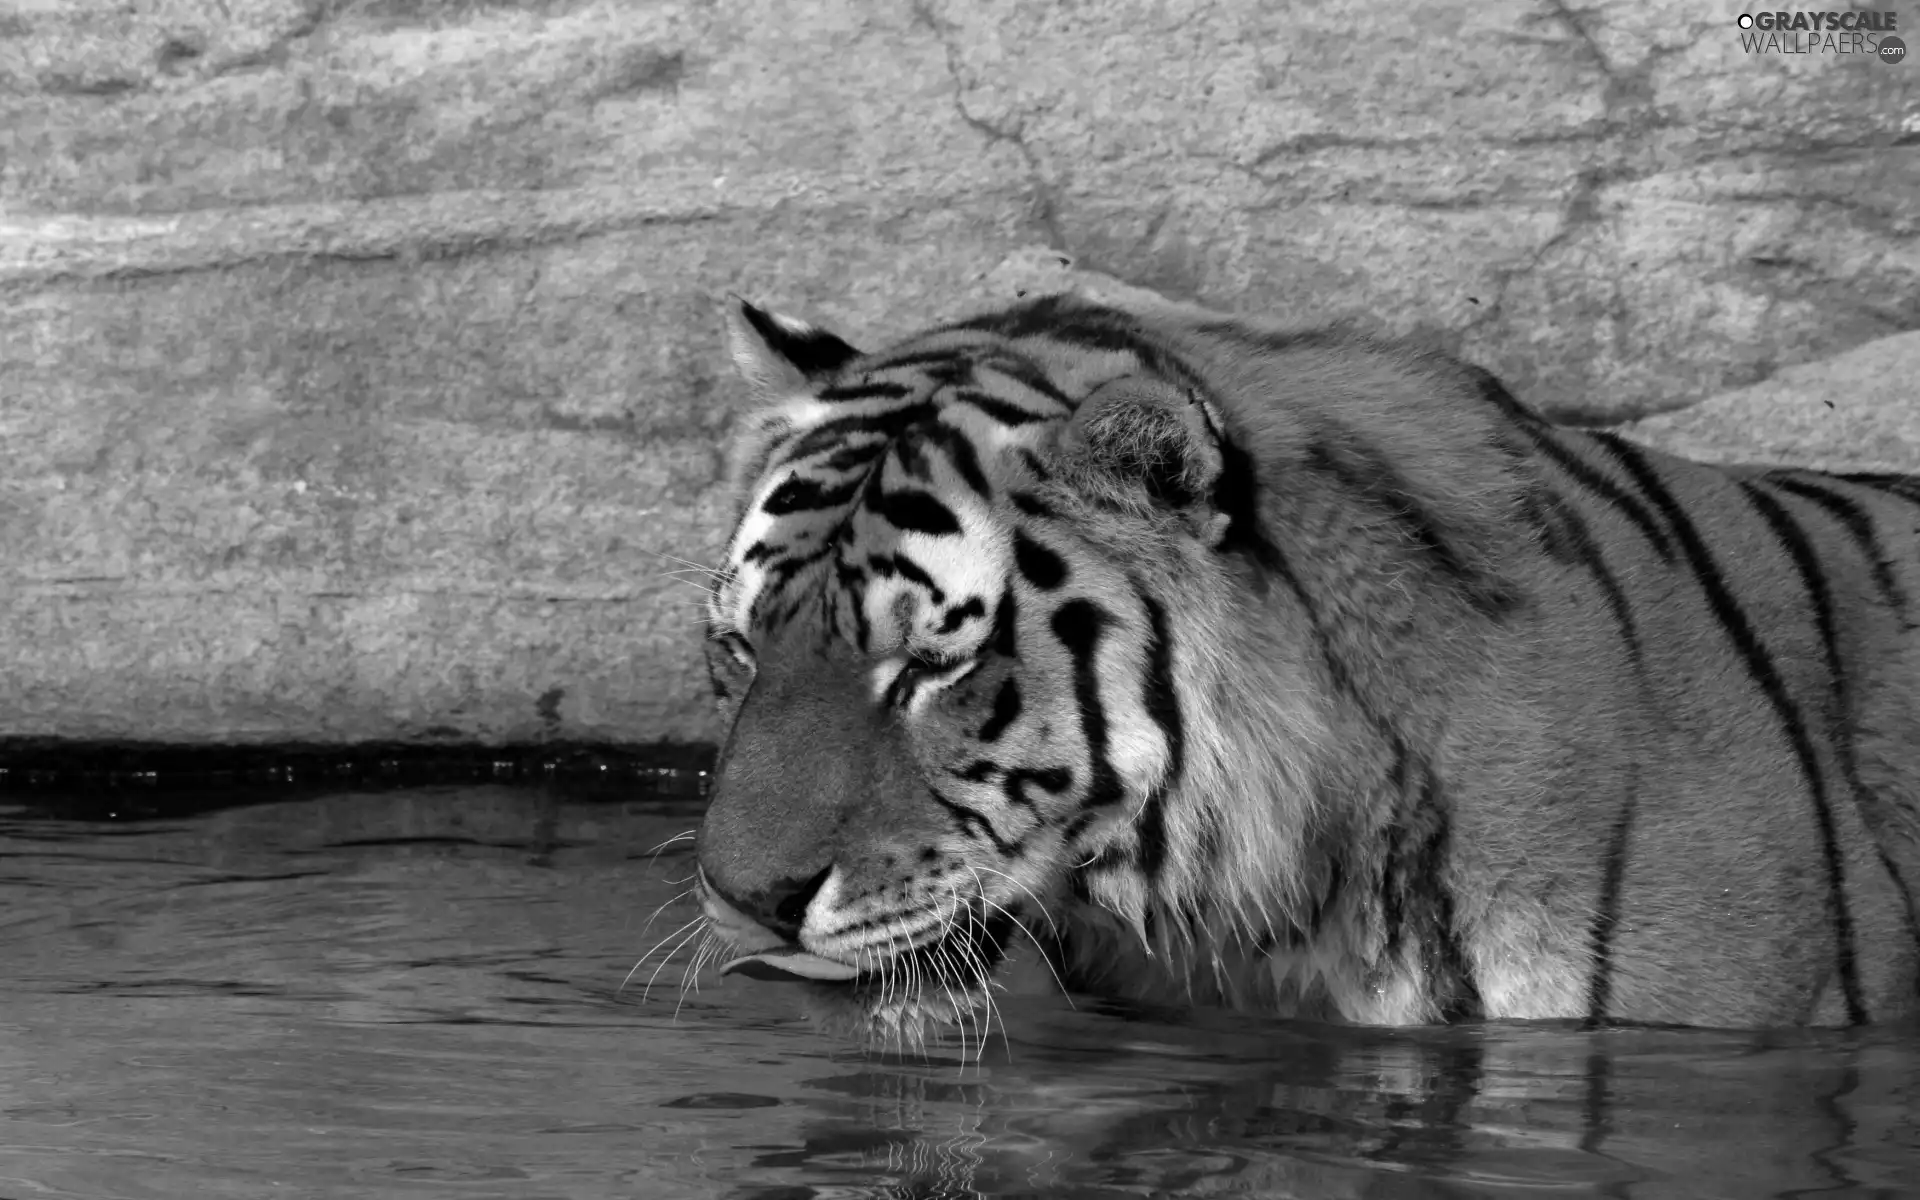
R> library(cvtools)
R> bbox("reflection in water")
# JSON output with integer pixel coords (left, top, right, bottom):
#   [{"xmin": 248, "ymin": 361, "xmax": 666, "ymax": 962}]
[
  {"xmin": 1, "ymin": 781, "xmax": 1915, "ymax": 1199},
  {"xmin": 740, "ymin": 1018, "xmax": 1917, "ymax": 1198}
]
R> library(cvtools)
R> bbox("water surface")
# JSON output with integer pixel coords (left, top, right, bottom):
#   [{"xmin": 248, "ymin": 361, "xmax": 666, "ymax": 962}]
[{"xmin": 3, "ymin": 779, "xmax": 1916, "ymax": 1198}]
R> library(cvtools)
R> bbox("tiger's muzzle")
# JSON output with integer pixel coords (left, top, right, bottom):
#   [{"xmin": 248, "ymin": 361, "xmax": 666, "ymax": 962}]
[{"xmin": 697, "ymin": 866, "xmax": 864, "ymax": 983}]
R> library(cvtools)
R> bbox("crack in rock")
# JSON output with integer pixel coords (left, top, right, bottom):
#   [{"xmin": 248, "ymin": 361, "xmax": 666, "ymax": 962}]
[
  {"xmin": 1462, "ymin": 2, "xmax": 1682, "ymax": 334},
  {"xmin": 907, "ymin": 0, "xmax": 1070, "ymax": 258}
]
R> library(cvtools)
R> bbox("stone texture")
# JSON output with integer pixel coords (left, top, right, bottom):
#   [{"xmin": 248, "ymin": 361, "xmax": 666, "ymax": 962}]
[
  {"xmin": 1623, "ymin": 331, "xmax": 1920, "ymax": 472},
  {"xmin": 0, "ymin": 0, "xmax": 1914, "ymax": 745}
]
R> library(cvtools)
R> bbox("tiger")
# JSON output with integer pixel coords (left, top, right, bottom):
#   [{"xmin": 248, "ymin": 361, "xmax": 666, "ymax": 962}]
[{"xmin": 690, "ymin": 290, "xmax": 1920, "ymax": 1044}]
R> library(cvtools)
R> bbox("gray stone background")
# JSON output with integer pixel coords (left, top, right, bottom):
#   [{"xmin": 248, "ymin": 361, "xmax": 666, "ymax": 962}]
[{"xmin": 2, "ymin": 0, "xmax": 1915, "ymax": 747}]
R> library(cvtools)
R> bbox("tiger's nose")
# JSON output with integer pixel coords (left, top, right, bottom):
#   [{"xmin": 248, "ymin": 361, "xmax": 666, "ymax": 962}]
[{"xmin": 712, "ymin": 863, "xmax": 833, "ymax": 941}]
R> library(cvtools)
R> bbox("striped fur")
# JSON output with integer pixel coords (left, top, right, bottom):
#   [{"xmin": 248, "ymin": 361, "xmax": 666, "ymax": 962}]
[{"xmin": 692, "ymin": 293, "xmax": 1920, "ymax": 1042}]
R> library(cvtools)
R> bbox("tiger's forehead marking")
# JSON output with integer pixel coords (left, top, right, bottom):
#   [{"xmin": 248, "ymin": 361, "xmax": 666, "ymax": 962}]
[
  {"xmin": 714, "ymin": 345, "xmax": 1074, "ymax": 640},
  {"xmin": 850, "ymin": 464, "xmax": 1008, "ymax": 655}
]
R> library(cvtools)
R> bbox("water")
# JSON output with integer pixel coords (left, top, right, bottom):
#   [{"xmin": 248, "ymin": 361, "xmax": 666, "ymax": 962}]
[{"xmin": 3, "ymin": 778, "xmax": 1917, "ymax": 1199}]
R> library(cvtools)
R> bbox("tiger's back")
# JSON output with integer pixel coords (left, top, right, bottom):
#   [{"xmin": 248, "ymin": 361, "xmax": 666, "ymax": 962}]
[{"xmin": 691, "ymin": 293, "xmax": 1920, "ymax": 1036}]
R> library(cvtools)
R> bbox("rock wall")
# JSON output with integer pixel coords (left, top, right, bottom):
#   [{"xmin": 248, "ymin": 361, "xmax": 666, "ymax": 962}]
[{"xmin": 2, "ymin": 0, "xmax": 1915, "ymax": 745}]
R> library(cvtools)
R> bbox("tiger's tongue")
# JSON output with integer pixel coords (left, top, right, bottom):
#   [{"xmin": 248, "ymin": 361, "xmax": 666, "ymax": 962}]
[{"xmin": 719, "ymin": 948, "xmax": 860, "ymax": 983}]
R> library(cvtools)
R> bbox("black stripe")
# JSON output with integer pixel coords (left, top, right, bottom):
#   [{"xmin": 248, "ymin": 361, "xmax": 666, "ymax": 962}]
[
  {"xmin": 1302, "ymin": 436, "xmax": 1522, "ymax": 620},
  {"xmin": 866, "ymin": 552, "xmax": 945, "ymax": 605},
  {"xmin": 890, "ymin": 433, "xmax": 934, "ymax": 483},
  {"xmin": 1212, "ymin": 430, "xmax": 1279, "ymax": 570},
  {"xmin": 816, "ymin": 580, "xmax": 838, "ymax": 647},
  {"xmin": 1062, "ymin": 812, "xmax": 1099, "ymax": 855},
  {"xmin": 1013, "ymin": 529, "xmax": 1068, "ymax": 590},
  {"xmin": 1607, "ymin": 440, "xmax": 1865, "ymax": 1024},
  {"xmin": 1377, "ymin": 754, "xmax": 1412, "ymax": 957},
  {"xmin": 1004, "ymin": 766, "xmax": 1073, "ymax": 811},
  {"xmin": 815, "ymin": 381, "xmax": 914, "ymax": 402},
  {"xmin": 1584, "ymin": 781, "xmax": 1638, "ymax": 1026},
  {"xmin": 858, "ymin": 349, "xmax": 974, "ymax": 377},
  {"xmin": 1051, "ymin": 599, "xmax": 1127, "ymax": 811},
  {"xmin": 929, "ymin": 787, "xmax": 1020, "ymax": 856},
  {"xmin": 1134, "ymin": 594, "xmax": 1184, "ymax": 883},
  {"xmin": 1764, "ymin": 473, "xmax": 1909, "ymax": 619},
  {"xmin": 1518, "ymin": 482, "xmax": 1584, "ymax": 566},
  {"xmin": 1083, "ymin": 842, "xmax": 1133, "ymax": 876},
  {"xmin": 880, "ymin": 661, "xmax": 913, "ymax": 710},
  {"xmin": 990, "ymin": 588, "xmax": 1018, "ymax": 658},
  {"xmin": 1838, "ymin": 472, "xmax": 1920, "ymax": 508},
  {"xmin": 870, "ymin": 488, "xmax": 961, "ymax": 536},
  {"xmin": 704, "ymin": 634, "xmax": 750, "ymax": 704},
  {"xmin": 1192, "ymin": 320, "xmax": 1341, "ymax": 356},
  {"xmin": 1262, "ymin": 533, "xmax": 1387, "ymax": 729},
  {"xmin": 1036, "ymin": 319, "xmax": 1179, "ymax": 379},
  {"xmin": 770, "ymin": 593, "xmax": 811, "ymax": 632},
  {"xmin": 1381, "ymin": 765, "xmax": 1482, "ymax": 1021},
  {"xmin": 1017, "ymin": 449, "xmax": 1054, "ymax": 482},
  {"xmin": 760, "ymin": 543, "xmax": 832, "ymax": 593},
  {"xmin": 1742, "ymin": 480, "xmax": 1920, "ymax": 978},
  {"xmin": 1534, "ymin": 486, "xmax": 1648, "ymax": 676},
  {"xmin": 1529, "ymin": 428, "xmax": 1677, "ymax": 563},
  {"xmin": 1734, "ymin": 480, "xmax": 1870, "ymax": 1024},
  {"xmin": 828, "ymin": 548, "xmax": 873, "ymax": 652},
  {"xmin": 978, "ymin": 678, "xmax": 1022, "ymax": 742},
  {"xmin": 817, "ymin": 443, "xmax": 887, "ymax": 475},
  {"xmin": 780, "ymin": 404, "xmax": 936, "ymax": 465},
  {"xmin": 1460, "ymin": 363, "xmax": 1543, "ymax": 425},
  {"xmin": 781, "ymin": 434, "xmax": 886, "ymax": 477},
  {"xmin": 936, "ymin": 596, "xmax": 986, "ymax": 634},
  {"xmin": 761, "ymin": 474, "xmax": 862, "ymax": 516},
  {"xmin": 915, "ymin": 421, "xmax": 992, "ymax": 496},
  {"xmin": 976, "ymin": 355, "xmax": 1076, "ymax": 409},
  {"xmin": 1009, "ymin": 490, "xmax": 1056, "ymax": 519},
  {"xmin": 949, "ymin": 294, "xmax": 1114, "ymax": 340},
  {"xmin": 1744, "ymin": 480, "xmax": 1850, "ymax": 689},
  {"xmin": 951, "ymin": 388, "xmax": 1056, "ymax": 426},
  {"xmin": 953, "ymin": 297, "xmax": 1218, "ymax": 401},
  {"xmin": 1006, "ymin": 299, "xmax": 1152, "ymax": 360}
]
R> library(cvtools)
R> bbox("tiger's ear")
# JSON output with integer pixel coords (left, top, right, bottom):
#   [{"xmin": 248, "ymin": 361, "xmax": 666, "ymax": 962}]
[
  {"xmin": 1059, "ymin": 376, "xmax": 1232, "ymax": 546},
  {"xmin": 724, "ymin": 295, "xmax": 862, "ymax": 400}
]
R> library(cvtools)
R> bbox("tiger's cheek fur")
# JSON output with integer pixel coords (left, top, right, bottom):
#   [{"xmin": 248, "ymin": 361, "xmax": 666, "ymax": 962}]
[{"xmin": 887, "ymin": 578, "xmax": 1130, "ymax": 910}]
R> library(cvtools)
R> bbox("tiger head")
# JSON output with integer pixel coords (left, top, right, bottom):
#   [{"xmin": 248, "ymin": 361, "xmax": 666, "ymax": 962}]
[{"xmin": 690, "ymin": 294, "xmax": 1463, "ymax": 1045}]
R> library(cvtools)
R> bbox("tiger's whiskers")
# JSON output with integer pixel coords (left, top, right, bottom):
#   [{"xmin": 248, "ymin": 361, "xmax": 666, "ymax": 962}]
[
  {"xmin": 965, "ymin": 866, "xmax": 1075, "ymax": 1010},
  {"xmin": 623, "ymin": 914, "xmax": 704, "ymax": 1000},
  {"xmin": 643, "ymin": 828, "xmax": 697, "ymax": 863}
]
